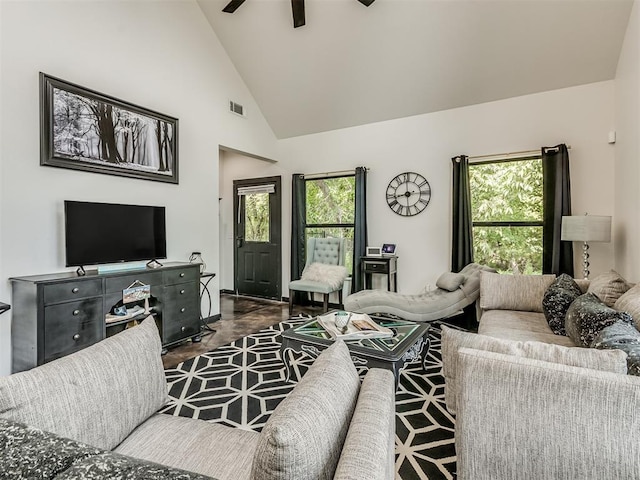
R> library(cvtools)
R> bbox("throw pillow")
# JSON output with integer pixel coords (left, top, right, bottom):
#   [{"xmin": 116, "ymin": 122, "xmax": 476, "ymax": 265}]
[
  {"xmin": 479, "ymin": 272, "xmax": 556, "ymax": 313},
  {"xmin": 300, "ymin": 263, "xmax": 348, "ymax": 290},
  {"xmin": 250, "ymin": 340, "xmax": 360, "ymax": 480},
  {"xmin": 614, "ymin": 283, "xmax": 640, "ymax": 331},
  {"xmin": 587, "ymin": 270, "xmax": 630, "ymax": 307},
  {"xmin": 436, "ymin": 272, "xmax": 466, "ymax": 292},
  {"xmin": 441, "ymin": 326, "xmax": 627, "ymax": 415},
  {"xmin": 592, "ymin": 321, "xmax": 640, "ymax": 376},
  {"xmin": 564, "ymin": 293, "xmax": 634, "ymax": 347},
  {"xmin": 542, "ymin": 274, "xmax": 582, "ymax": 336}
]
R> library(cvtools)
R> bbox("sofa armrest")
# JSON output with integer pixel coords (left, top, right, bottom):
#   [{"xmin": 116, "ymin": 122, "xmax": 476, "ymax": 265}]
[
  {"xmin": 455, "ymin": 348, "xmax": 640, "ymax": 480},
  {"xmin": 333, "ymin": 368, "xmax": 395, "ymax": 480}
]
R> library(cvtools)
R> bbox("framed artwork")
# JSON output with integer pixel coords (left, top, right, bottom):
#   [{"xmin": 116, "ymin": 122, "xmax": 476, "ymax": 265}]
[{"xmin": 40, "ymin": 73, "xmax": 178, "ymax": 184}]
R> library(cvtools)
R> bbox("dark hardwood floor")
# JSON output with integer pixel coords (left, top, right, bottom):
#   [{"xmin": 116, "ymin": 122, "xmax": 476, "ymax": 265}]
[{"xmin": 161, "ymin": 293, "xmax": 322, "ymax": 369}]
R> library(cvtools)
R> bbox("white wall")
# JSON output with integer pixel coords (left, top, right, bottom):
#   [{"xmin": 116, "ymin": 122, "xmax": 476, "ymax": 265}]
[
  {"xmin": 264, "ymin": 82, "xmax": 616, "ymax": 294},
  {"xmin": 0, "ymin": 0, "xmax": 278, "ymax": 376},
  {"xmin": 614, "ymin": 0, "xmax": 640, "ymax": 281}
]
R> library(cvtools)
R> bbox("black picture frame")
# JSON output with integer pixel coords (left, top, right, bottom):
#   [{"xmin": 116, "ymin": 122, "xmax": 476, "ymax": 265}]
[{"xmin": 40, "ymin": 73, "xmax": 179, "ymax": 184}]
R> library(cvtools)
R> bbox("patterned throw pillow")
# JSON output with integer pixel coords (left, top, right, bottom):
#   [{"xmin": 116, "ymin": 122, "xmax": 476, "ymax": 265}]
[
  {"xmin": 592, "ymin": 321, "xmax": 640, "ymax": 376},
  {"xmin": 587, "ymin": 270, "xmax": 630, "ymax": 307},
  {"xmin": 565, "ymin": 293, "xmax": 634, "ymax": 347},
  {"xmin": 542, "ymin": 274, "xmax": 582, "ymax": 335}
]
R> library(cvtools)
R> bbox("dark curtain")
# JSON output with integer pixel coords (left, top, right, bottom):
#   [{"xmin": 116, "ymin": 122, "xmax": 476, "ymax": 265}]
[
  {"xmin": 290, "ymin": 173, "xmax": 307, "ymax": 304},
  {"xmin": 542, "ymin": 144, "xmax": 574, "ymax": 276},
  {"xmin": 352, "ymin": 166, "xmax": 368, "ymax": 293},
  {"xmin": 451, "ymin": 155, "xmax": 474, "ymax": 272}
]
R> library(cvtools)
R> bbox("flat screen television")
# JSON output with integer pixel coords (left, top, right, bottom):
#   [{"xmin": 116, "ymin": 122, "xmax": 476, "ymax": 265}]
[{"xmin": 64, "ymin": 200, "xmax": 166, "ymax": 267}]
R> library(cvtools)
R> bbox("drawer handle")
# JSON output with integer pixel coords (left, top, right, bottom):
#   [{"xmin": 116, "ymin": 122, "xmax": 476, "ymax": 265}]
[
  {"xmin": 180, "ymin": 307, "xmax": 186, "ymax": 313},
  {"xmin": 181, "ymin": 326, "xmax": 186, "ymax": 332},
  {"xmin": 180, "ymin": 289, "xmax": 185, "ymax": 295},
  {"xmin": 72, "ymin": 333, "xmax": 80, "ymax": 341},
  {"xmin": 72, "ymin": 287, "xmax": 79, "ymax": 293},
  {"xmin": 72, "ymin": 309, "xmax": 80, "ymax": 316},
  {"xmin": 179, "ymin": 273, "xmax": 185, "ymax": 278}
]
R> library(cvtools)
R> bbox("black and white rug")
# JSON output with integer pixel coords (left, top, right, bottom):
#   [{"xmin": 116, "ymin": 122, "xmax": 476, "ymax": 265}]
[{"xmin": 161, "ymin": 318, "xmax": 460, "ymax": 480}]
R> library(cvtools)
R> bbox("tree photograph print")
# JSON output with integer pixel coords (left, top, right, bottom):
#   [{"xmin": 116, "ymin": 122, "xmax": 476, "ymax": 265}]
[{"xmin": 40, "ymin": 73, "xmax": 178, "ymax": 184}]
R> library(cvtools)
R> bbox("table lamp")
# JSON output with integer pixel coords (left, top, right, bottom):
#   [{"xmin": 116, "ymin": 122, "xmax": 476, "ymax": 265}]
[{"xmin": 561, "ymin": 214, "xmax": 611, "ymax": 279}]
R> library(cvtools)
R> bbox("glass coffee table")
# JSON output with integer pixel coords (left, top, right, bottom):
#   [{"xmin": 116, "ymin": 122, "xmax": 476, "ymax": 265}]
[{"xmin": 280, "ymin": 316, "xmax": 430, "ymax": 388}]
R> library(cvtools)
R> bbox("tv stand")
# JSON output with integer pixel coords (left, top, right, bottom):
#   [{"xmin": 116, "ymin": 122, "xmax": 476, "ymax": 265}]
[
  {"xmin": 76, "ymin": 266, "xmax": 86, "ymax": 277},
  {"xmin": 10, "ymin": 262, "xmax": 201, "ymax": 373},
  {"xmin": 146, "ymin": 259, "xmax": 163, "ymax": 269}
]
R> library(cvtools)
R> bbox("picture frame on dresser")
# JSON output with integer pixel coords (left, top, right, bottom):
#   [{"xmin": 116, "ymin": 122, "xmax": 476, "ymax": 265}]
[{"xmin": 39, "ymin": 72, "xmax": 179, "ymax": 184}]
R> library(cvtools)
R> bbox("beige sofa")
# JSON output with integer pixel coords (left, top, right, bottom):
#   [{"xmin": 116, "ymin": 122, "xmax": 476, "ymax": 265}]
[
  {"xmin": 442, "ymin": 272, "xmax": 640, "ymax": 480},
  {"xmin": 0, "ymin": 317, "xmax": 396, "ymax": 480}
]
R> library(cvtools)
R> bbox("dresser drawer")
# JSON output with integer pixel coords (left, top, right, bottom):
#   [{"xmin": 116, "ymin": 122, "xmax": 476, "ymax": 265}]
[
  {"xmin": 105, "ymin": 272, "xmax": 163, "ymax": 294},
  {"xmin": 363, "ymin": 261, "xmax": 389, "ymax": 273},
  {"xmin": 163, "ymin": 267, "xmax": 199, "ymax": 286},
  {"xmin": 43, "ymin": 279, "xmax": 103, "ymax": 305},
  {"xmin": 43, "ymin": 297, "xmax": 103, "ymax": 362}
]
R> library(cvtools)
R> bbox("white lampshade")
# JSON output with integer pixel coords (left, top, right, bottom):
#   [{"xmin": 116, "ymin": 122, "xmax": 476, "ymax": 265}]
[{"xmin": 561, "ymin": 215, "xmax": 611, "ymax": 243}]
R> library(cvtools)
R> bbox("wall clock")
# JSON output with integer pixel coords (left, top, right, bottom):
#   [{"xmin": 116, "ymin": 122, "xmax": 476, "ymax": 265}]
[{"xmin": 386, "ymin": 172, "xmax": 431, "ymax": 216}]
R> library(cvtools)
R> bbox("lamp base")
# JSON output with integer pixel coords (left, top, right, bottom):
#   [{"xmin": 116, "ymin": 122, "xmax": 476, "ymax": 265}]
[{"xmin": 582, "ymin": 241, "xmax": 590, "ymax": 280}]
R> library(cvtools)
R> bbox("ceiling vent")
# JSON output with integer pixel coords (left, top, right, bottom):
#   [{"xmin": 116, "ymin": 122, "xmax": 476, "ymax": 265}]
[{"xmin": 229, "ymin": 100, "xmax": 246, "ymax": 117}]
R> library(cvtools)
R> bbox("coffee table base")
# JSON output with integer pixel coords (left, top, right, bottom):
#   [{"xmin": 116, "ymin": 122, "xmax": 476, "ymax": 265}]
[{"xmin": 280, "ymin": 333, "xmax": 430, "ymax": 389}]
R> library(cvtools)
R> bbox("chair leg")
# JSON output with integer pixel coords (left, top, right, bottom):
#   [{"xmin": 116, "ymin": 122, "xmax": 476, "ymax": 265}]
[
  {"xmin": 323, "ymin": 294, "xmax": 329, "ymax": 313},
  {"xmin": 289, "ymin": 290, "xmax": 294, "ymax": 316},
  {"xmin": 338, "ymin": 290, "xmax": 343, "ymax": 310}
]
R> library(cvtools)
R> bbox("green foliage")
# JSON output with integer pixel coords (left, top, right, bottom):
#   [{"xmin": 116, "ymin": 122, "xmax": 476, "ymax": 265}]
[
  {"xmin": 470, "ymin": 159, "xmax": 543, "ymax": 273},
  {"xmin": 305, "ymin": 176, "xmax": 356, "ymax": 272},
  {"xmin": 244, "ymin": 192, "xmax": 269, "ymax": 242},
  {"xmin": 306, "ymin": 177, "xmax": 355, "ymax": 225}
]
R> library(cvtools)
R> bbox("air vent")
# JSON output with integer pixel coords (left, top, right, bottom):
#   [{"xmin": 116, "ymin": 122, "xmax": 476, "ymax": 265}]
[{"xmin": 229, "ymin": 100, "xmax": 246, "ymax": 117}]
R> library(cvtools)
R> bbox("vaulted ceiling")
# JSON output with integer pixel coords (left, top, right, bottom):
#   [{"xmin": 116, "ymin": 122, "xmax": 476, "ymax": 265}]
[{"xmin": 198, "ymin": 0, "xmax": 634, "ymax": 139}]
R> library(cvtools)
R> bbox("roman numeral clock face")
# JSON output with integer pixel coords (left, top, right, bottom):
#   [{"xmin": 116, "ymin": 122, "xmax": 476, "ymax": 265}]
[{"xmin": 386, "ymin": 172, "xmax": 431, "ymax": 216}]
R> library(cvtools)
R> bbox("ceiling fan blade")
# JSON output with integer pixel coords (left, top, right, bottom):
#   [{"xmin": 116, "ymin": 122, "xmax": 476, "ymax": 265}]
[
  {"xmin": 292, "ymin": 0, "xmax": 305, "ymax": 28},
  {"xmin": 357, "ymin": 0, "xmax": 375, "ymax": 6},
  {"xmin": 222, "ymin": 0, "xmax": 247, "ymax": 14}
]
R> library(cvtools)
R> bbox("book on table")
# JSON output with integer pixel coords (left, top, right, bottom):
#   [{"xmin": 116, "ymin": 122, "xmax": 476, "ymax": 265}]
[{"xmin": 317, "ymin": 311, "xmax": 393, "ymax": 341}]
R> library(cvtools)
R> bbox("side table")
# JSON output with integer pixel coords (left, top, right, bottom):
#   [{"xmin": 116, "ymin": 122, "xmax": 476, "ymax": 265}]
[{"xmin": 361, "ymin": 255, "xmax": 397, "ymax": 292}]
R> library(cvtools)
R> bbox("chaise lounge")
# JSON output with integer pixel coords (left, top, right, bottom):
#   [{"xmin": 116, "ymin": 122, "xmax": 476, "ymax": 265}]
[{"xmin": 344, "ymin": 263, "xmax": 496, "ymax": 322}]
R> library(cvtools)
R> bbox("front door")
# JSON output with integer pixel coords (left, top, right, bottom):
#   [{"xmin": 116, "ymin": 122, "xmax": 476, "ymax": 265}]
[{"xmin": 233, "ymin": 176, "xmax": 282, "ymax": 299}]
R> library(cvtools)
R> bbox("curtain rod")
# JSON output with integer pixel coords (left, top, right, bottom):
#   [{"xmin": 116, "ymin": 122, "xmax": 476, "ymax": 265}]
[
  {"xmin": 301, "ymin": 167, "xmax": 368, "ymax": 180},
  {"xmin": 467, "ymin": 145, "xmax": 572, "ymax": 163}
]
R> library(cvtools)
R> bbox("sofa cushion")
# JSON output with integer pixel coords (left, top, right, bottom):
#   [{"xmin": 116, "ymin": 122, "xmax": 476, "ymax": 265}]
[
  {"xmin": 436, "ymin": 272, "xmax": 466, "ymax": 292},
  {"xmin": 478, "ymin": 310, "xmax": 576, "ymax": 346},
  {"xmin": 587, "ymin": 270, "xmax": 630, "ymax": 307},
  {"xmin": 593, "ymin": 321, "xmax": 640, "ymax": 376},
  {"xmin": 115, "ymin": 414, "xmax": 257, "ymax": 479},
  {"xmin": 0, "ymin": 418, "xmax": 214, "ymax": 480},
  {"xmin": 0, "ymin": 317, "xmax": 168, "ymax": 450},
  {"xmin": 542, "ymin": 274, "xmax": 582, "ymax": 335},
  {"xmin": 480, "ymin": 272, "xmax": 555, "ymax": 313},
  {"xmin": 614, "ymin": 283, "xmax": 640, "ymax": 330},
  {"xmin": 565, "ymin": 293, "xmax": 634, "ymax": 347},
  {"xmin": 441, "ymin": 326, "xmax": 627, "ymax": 414},
  {"xmin": 250, "ymin": 340, "xmax": 360, "ymax": 480}
]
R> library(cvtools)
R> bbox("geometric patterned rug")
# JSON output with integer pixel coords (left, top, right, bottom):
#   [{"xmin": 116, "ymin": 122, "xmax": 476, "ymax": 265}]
[{"xmin": 161, "ymin": 318, "xmax": 462, "ymax": 480}]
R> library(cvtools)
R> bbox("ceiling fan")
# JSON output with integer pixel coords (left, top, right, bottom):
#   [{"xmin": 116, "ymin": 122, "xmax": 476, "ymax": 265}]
[{"xmin": 222, "ymin": 0, "xmax": 375, "ymax": 28}]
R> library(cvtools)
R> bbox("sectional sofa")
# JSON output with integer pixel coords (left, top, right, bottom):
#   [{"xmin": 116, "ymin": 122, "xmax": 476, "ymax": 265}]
[
  {"xmin": 442, "ymin": 271, "xmax": 640, "ymax": 480},
  {"xmin": 0, "ymin": 317, "xmax": 396, "ymax": 479}
]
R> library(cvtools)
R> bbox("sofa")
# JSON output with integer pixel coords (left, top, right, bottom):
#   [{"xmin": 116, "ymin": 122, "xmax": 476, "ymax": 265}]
[
  {"xmin": 442, "ymin": 270, "xmax": 640, "ymax": 480},
  {"xmin": 0, "ymin": 317, "xmax": 396, "ymax": 480}
]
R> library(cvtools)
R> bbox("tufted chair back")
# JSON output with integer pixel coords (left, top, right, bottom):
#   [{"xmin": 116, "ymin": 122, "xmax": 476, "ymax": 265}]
[{"xmin": 306, "ymin": 237, "xmax": 345, "ymax": 267}]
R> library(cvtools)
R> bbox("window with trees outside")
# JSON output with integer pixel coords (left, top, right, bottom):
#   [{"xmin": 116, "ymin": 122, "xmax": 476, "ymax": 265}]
[
  {"xmin": 469, "ymin": 155, "xmax": 543, "ymax": 274},
  {"xmin": 305, "ymin": 175, "xmax": 355, "ymax": 273}
]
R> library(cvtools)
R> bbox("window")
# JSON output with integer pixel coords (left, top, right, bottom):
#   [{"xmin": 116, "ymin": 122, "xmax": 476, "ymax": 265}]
[
  {"xmin": 305, "ymin": 175, "xmax": 355, "ymax": 272},
  {"xmin": 469, "ymin": 156, "xmax": 543, "ymax": 274}
]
